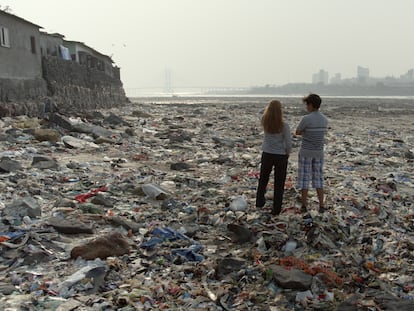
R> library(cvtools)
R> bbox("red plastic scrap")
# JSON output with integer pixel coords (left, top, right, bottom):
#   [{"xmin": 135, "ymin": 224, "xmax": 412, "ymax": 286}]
[
  {"xmin": 279, "ymin": 256, "xmax": 343, "ymax": 287},
  {"xmin": 403, "ymin": 285, "xmax": 414, "ymax": 292},
  {"xmin": 404, "ymin": 213, "xmax": 414, "ymax": 220},
  {"xmin": 352, "ymin": 274, "xmax": 365, "ymax": 284},
  {"xmin": 312, "ymin": 266, "xmax": 343, "ymax": 287},
  {"xmin": 168, "ymin": 285, "xmax": 181, "ymax": 296},
  {"xmin": 75, "ymin": 185, "xmax": 108, "ymax": 203},
  {"xmin": 133, "ymin": 153, "xmax": 149, "ymax": 161},
  {"xmin": 279, "ymin": 256, "xmax": 310, "ymax": 271},
  {"xmin": 231, "ymin": 175, "xmax": 241, "ymax": 181},
  {"xmin": 248, "ymin": 171, "xmax": 260, "ymax": 178},
  {"xmin": 364, "ymin": 261, "xmax": 381, "ymax": 273},
  {"xmin": 284, "ymin": 176, "xmax": 294, "ymax": 189},
  {"xmin": 0, "ymin": 236, "xmax": 10, "ymax": 242}
]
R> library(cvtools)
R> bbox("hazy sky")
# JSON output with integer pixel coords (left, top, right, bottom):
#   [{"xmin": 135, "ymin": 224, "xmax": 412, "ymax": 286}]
[{"xmin": 1, "ymin": 0, "xmax": 413, "ymax": 94}]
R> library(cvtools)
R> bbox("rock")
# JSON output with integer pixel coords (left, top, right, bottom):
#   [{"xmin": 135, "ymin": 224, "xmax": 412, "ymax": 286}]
[
  {"xmin": 49, "ymin": 113, "xmax": 73, "ymax": 130},
  {"xmin": 170, "ymin": 162, "xmax": 192, "ymax": 171},
  {"xmin": 227, "ymin": 223, "xmax": 254, "ymax": 243},
  {"xmin": 168, "ymin": 132, "xmax": 192, "ymax": 143},
  {"xmin": 94, "ymin": 136, "xmax": 116, "ymax": 144},
  {"xmin": 125, "ymin": 128, "xmax": 136, "ymax": 136},
  {"xmin": 90, "ymin": 193, "xmax": 115, "ymax": 207},
  {"xmin": 215, "ymin": 258, "xmax": 246, "ymax": 279},
  {"xmin": 62, "ymin": 135, "xmax": 99, "ymax": 149},
  {"xmin": 53, "ymin": 198, "xmax": 77, "ymax": 208},
  {"xmin": 104, "ymin": 113, "xmax": 129, "ymax": 126},
  {"xmin": 14, "ymin": 118, "xmax": 40, "ymax": 129},
  {"xmin": 383, "ymin": 301, "xmax": 414, "ymax": 311},
  {"xmin": 0, "ymin": 283, "xmax": 17, "ymax": 295},
  {"xmin": 107, "ymin": 216, "xmax": 142, "ymax": 233},
  {"xmin": 48, "ymin": 217, "xmax": 95, "ymax": 234},
  {"xmin": 31, "ymin": 154, "xmax": 59, "ymax": 169},
  {"xmin": 132, "ymin": 110, "xmax": 152, "ymax": 118},
  {"xmin": 58, "ymin": 259, "xmax": 108, "ymax": 296},
  {"xmin": 33, "ymin": 128, "xmax": 61, "ymax": 142},
  {"xmin": 71, "ymin": 122, "xmax": 94, "ymax": 134},
  {"xmin": 0, "ymin": 157, "xmax": 22, "ymax": 173},
  {"xmin": 79, "ymin": 204, "xmax": 105, "ymax": 214},
  {"xmin": 89, "ymin": 125, "xmax": 114, "ymax": 138},
  {"xmin": 270, "ymin": 265, "xmax": 313, "ymax": 290},
  {"xmin": 23, "ymin": 251, "xmax": 54, "ymax": 266},
  {"xmin": 3, "ymin": 197, "xmax": 42, "ymax": 219},
  {"xmin": 70, "ymin": 232, "xmax": 130, "ymax": 260}
]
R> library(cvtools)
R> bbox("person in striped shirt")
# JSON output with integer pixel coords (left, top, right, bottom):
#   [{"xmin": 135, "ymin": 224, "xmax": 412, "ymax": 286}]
[{"xmin": 295, "ymin": 94, "xmax": 328, "ymax": 213}]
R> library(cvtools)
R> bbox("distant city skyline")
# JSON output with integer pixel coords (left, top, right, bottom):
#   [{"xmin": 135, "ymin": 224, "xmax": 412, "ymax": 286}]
[
  {"xmin": 311, "ymin": 66, "xmax": 414, "ymax": 86},
  {"xmin": 1, "ymin": 0, "xmax": 413, "ymax": 96}
]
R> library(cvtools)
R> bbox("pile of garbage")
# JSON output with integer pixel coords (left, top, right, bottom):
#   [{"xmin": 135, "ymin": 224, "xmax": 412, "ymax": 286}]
[{"xmin": 0, "ymin": 96, "xmax": 413, "ymax": 310}]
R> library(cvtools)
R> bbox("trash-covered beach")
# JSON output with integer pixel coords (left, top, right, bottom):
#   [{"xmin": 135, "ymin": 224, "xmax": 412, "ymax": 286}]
[{"xmin": 1, "ymin": 96, "xmax": 414, "ymax": 310}]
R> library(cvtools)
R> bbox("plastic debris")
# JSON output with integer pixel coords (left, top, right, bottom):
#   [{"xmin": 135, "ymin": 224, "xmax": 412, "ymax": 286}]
[{"xmin": 0, "ymin": 97, "xmax": 413, "ymax": 309}]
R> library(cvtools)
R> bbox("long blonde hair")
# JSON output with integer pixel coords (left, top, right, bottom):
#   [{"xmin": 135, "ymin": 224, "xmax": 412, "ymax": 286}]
[{"xmin": 261, "ymin": 100, "xmax": 283, "ymax": 134}]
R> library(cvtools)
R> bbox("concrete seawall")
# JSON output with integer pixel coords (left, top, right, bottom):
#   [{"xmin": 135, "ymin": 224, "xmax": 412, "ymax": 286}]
[{"xmin": 0, "ymin": 56, "xmax": 128, "ymax": 117}]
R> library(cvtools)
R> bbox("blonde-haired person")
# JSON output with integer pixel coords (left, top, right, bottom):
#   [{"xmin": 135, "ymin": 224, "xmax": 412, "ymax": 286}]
[{"xmin": 256, "ymin": 100, "xmax": 292, "ymax": 215}]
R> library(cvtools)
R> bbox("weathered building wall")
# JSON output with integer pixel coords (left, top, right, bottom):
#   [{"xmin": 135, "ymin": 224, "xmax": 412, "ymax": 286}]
[
  {"xmin": 63, "ymin": 41, "xmax": 114, "ymax": 77},
  {"xmin": 40, "ymin": 32, "xmax": 64, "ymax": 57},
  {"xmin": 0, "ymin": 11, "xmax": 42, "ymax": 79}
]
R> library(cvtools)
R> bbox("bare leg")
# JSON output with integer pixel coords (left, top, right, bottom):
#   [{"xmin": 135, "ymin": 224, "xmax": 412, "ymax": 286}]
[
  {"xmin": 317, "ymin": 188, "xmax": 326, "ymax": 212},
  {"xmin": 316, "ymin": 188, "xmax": 324, "ymax": 206},
  {"xmin": 301, "ymin": 189, "xmax": 308, "ymax": 211}
]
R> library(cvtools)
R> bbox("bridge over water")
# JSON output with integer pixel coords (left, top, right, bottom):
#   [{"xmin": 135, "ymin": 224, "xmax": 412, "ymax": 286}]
[{"xmin": 124, "ymin": 86, "xmax": 250, "ymax": 97}]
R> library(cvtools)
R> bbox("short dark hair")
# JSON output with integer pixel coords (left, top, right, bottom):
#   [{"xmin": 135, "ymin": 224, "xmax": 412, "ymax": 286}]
[{"xmin": 303, "ymin": 93, "xmax": 322, "ymax": 109}]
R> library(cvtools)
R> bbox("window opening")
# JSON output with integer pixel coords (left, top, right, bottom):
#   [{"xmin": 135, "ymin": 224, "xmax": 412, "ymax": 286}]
[
  {"xmin": 0, "ymin": 26, "xmax": 10, "ymax": 47},
  {"xmin": 30, "ymin": 36, "xmax": 36, "ymax": 54}
]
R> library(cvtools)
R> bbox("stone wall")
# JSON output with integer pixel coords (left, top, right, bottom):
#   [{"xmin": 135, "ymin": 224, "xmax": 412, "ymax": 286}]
[
  {"xmin": 0, "ymin": 56, "xmax": 128, "ymax": 117},
  {"xmin": 0, "ymin": 77, "xmax": 50, "ymax": 117},
  {"xmin": 42, "ymin": 57, "xmax": 127, "ymax": 114},
  {"xmin": 0, "ymin": 77, "xmax": 47, "ymax": 102}
]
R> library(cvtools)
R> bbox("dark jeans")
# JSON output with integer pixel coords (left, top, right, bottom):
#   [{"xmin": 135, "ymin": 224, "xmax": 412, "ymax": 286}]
[{"xmin": 256, "ymin": 152, "xmax": 288, "ymax": 214}]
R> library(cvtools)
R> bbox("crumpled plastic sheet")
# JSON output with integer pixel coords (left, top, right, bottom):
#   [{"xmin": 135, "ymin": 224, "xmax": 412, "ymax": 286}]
[{"xmin": 140, "ymin": 227, "xmax": 204, "ymax": 262}]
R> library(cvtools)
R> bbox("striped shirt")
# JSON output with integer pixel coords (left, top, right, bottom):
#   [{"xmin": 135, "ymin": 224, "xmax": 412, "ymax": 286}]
[{"xmin": 296, "ymin": 111, "xmax": 328, "ymax": 158}]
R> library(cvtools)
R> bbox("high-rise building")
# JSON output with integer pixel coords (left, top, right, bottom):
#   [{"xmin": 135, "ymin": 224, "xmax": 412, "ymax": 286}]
[
  {"xmin": 312, "ymin": 69, "xmax": 329, "ymax": 84},
  {"xmin": 357, "ymin": 66, "xmax": 370, "ymax": 83},
  {"xmin": 330, "ymin": 73, "xmax": 342, "ymax": 84}
]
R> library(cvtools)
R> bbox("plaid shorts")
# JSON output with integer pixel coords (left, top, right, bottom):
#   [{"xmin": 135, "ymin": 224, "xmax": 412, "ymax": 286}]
[{"xmin": 297, "ymin": 155, "xmax": 324, "ymax": 189}]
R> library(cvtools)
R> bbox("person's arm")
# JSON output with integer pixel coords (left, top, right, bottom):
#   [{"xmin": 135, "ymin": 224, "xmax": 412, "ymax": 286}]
[
  {"xmin": 295, "ymin": 117, "xmax": 306, "ymax": 135},
  {"xmin": 285, "ymin": 123, "xmax": 292, "ymax": 156},
  {"xmin": 258, "ymin": 108, "xmax": 265, "ymax": 121}
]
